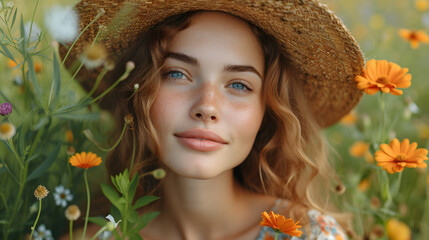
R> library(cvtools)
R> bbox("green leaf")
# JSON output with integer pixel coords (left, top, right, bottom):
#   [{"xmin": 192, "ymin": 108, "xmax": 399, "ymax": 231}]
[
  {"xmin": 53, "ymin": 112, "xmax": 100, "ymax": 120},
  {"xmin": 27, "ymin": 143, "xmax": 61, "ymax": 181},
  {"xmin": 132, "ymin": 196, "xmax": 159, "ymax": 210},
  {"xmin": 11, "ymin": 8, "xmax": 18, "ymax": 28},
  {"xmin": 101, "ymin": 183, "xmax": 121, "ymax": 210},
  {"xmin": 128, "ymin": 173, "xmax": 139, "ymax": 201},
  {"xmin": 49, "ymin": 51, "xmax": 61, "ymax": 111},
  {"xmin": 127, "ymin": 208, "xmax": 139, "ymax": 223},
  {"xmin": 27, "ymin": 57, "xmax": 44, "ymax": 107},
  {"xmin": 128, "ymin": 232, "xmax": 143, "ymax": 240},
  {"xmin": 0, "ymin": 43, "xmax": 16, "ymax": 62},
  {"xmin": 88, "ymin": 216, "xmax": 107, "ymax": 227},
  {"xmin": 133, "ymin": 211, "xmax": 160, "ymax": 231}
]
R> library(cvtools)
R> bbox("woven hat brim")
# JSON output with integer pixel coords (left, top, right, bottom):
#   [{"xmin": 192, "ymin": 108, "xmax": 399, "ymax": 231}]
[{"xmin": 62, "ymin": 0, "xmax": 364, "ymax": 127}]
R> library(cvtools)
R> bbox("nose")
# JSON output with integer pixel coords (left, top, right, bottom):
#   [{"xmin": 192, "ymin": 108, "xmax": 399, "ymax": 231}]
[{"xmin": 190, "ymin": 82, "xmax": 220, "ymax": 123}]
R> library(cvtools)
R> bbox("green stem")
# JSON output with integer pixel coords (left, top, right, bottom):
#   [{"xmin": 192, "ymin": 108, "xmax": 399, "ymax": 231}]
[
  {"xmin": 28, "ymin": 127, "xmax": 44, "ymax": 158},
  {"xmin": 82, "ymin": 170, "xmax": 91, "ymax": 240},
  {"xmin": 84, "ymin": 67, "xmax": 109, "ymax": 99},
  {"xmin": 274, "ymin": 231, "xmax": 279, "ymax": 240},
  {"xmin": 29, "ymin": 199, "xmax": 42, "ymax": 240},
  {"xmin": 6, "ymin": 139, "xmax": 23, "ymax": 169},
  {"xmin": 83, "ymin": 123, "xmax": 128, "ymax": 152},
  {"xmin": 26, "ymin": 0, "xmax": 40, "ymax": 48},
  {"xmin": 89, "ymin": 226, "xmax": 107, "ymax": 240},
  {"xmin": 378, "ymin": 92, "xmax": 387, "ymax": 143},
  {"xmin": 69, "ymin": 220, "xmax": 73, "ymax": 240},
  {"xmin": 61, "ymin": 11, "xmax": 104, "ymax": 67},
  {"xmin": 129, "ymin": 128, "xmax": 136, "ymax": 171}
]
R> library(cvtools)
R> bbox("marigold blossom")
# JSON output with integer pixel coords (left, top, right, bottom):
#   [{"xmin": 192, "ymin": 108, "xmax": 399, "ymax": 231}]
[
  {"xmin": 53, "ymin": 185, "xmax": 73, "ymax": 207},
  {"xmin": 349, "ymin": 141, "xmax": 370, "ymax": 158},
  {"xmin": 399, "ymin": 29, "xmax": 429, "ymax": 48},
  {"xmin": 44, "ymin": 5, "xmax": 80, "ymax": 43},
  {"xmin": 0, "ymin": 102, "xmax": 12, "ymax": 116},
  {"xmin": 375, "ymin": 138, "xmax": 428, "ymax": 174},
  {"xmin": 260, "ymin": 211, "xmax": 303, "ymax": 237},
  {"xmin": 65, "ymin": 204, "xmax": 81, "ymax": 221},
  {"xmin": 416, "ymin": 0, "xmax": 429, "ymax": 11},
  {"xmin": 355, "ymin": 59, "xmax": 411, "ymax": 95},
  {"xmin": 69, "ymin": 152, "xmax": 102, "ymax": 169},
  {"xmin": 34, "ymin": 185, "xmax": 49, "ymax": 200},
  {"xmin": 0, "ymin": 122, "xmax": 16, "ymax": 140}
]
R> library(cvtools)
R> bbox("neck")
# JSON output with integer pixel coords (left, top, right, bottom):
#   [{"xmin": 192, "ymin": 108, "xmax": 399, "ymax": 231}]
[{"xmin": 152, "ymin": 169, "xmax": 266, "ymax": 240}]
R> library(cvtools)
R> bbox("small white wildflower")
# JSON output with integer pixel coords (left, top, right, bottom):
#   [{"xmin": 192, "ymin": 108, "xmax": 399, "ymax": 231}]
[
  {"xmin": 53, "ymin": 185, "xmax": 73, "ymax": 207},
  {"xmin": 423, "ymin": 12, "xmax": 429, "ymax": 27},
  {"xmin": 408, "ymin": 102, "xmax": 419, "ymax": 114},
  {"xmin": 105, "ymin": 214, "xmax": 121, "ymax": 231},
  {"xmin": 44, "ymin": 5, "xmax": 79, "ymax": 43},
  {"xmin": 33, "ymin": 224, "xmax": 54, "ymax": 240},
  {"xmin": 80, "ymin": 44, "xmax": 107, "ymax": 70},
  {"xmin": 0, "ymin": 122, "xmax": 16, "ymax": 140},
  {"xmin": 24, "ymin": 21, "xmax": 42, "ymax": 43}
]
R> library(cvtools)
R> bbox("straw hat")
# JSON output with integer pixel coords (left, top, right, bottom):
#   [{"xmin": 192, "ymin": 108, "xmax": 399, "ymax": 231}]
[{"xmin": 61, "ymin": 0, "xmax": 364, "ymax": 127}]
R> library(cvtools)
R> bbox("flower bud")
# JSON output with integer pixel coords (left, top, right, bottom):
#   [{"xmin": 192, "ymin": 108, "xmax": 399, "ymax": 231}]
[
  {"xmin": 152, "ymin": 168, "xmax": 166, "ymax": 179},
  {"xmin": 134, "ymin": 83, "xmax": 139, "ymax": 91},
  {"xmin": 65, "ymin": 205, "xmax": 81, "ymax": 221},
  {"xmin": 124, "ymin": 114, "xmax": 133, "ymax": 124},
  {"xmin": 0, "ymin": 102, "xmax": 12, "ymax": 116},
  {"xmin": 34, "ymin": 185, "xmax": 49, "ymax": 200}
]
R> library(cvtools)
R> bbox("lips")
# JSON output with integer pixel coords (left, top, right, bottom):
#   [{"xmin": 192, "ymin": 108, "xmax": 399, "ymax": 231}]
[{"xmin": 174, "ymin": 129, "xmax": 227, "ymax": 152}]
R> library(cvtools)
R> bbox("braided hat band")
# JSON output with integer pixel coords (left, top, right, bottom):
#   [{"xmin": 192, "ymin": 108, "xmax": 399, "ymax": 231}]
[{"xmin": 63, "ymin": 0, "xmax": 364, "ymax": 127}]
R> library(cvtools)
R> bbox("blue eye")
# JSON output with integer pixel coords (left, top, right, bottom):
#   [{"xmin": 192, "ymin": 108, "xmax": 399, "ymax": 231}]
[
  {"xmin": 166, "ymin": 71, "xmax": 186, "ymax": 79},
  {"xmin": 229, "ymin": 82, "xmax": 250, "ymax": 91}
]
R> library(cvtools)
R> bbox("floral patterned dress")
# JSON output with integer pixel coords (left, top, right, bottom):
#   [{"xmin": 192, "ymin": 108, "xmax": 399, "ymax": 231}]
[{"xmin": 256, "ymin": 209, "xmax": 348, "ymax": 240}]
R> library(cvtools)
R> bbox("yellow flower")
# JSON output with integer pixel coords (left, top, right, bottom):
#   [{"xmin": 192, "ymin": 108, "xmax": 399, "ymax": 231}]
[
  {"xmin": 415, "ymin": 0, "xmax": 429, "ymax": 11},
  {"xmin": 7, "ymin": 59, "xmax": 18, "ymax": 68},
  {"xmin": 375, "ymin": 138, "xmax": 428, "ymax": 174},
  {"xmin": 66, "ymin": 130, "xmax": 74, "ymax": 143},
  {"xmin": 349, "ymin": 141, "xmax": 370, "ymax": 158},
  {"xmin": 260, "ymin": 211, "xmax": 303, "ymax": 237},
  {"xmin": 417, "ymin": 124, "xmax": 429, "ymax": 140},
  {"xmin": 358, "ymin": 178, "xmax": 371, "ymax": 192},
  {"xmin": 355, "ymin": 59, "xmax": 411, "ymax": 95},
  {"xmin": 69, "ymin": 152, "xmax": 102, "ymax": 169},
  {"xmin": 399, "ymin": 29, "xmax": 429, "ymax": 49},
  {"xmin": 0, "ymin": 122, "xmax": 16, "ymax": 140},
  {"xmin": 386, "ymin": 219, "xmax": 411, "ymax": 240},
  {"xmin": 339, "ymin": 111, "xmax": 357, "ymax": 125},
  {"xmin": 34, "ymin": 185, "xmax": 49, "ymax": 200},
  {"xmin": 365, "ymin": 152, "xmax": 374, "ymax": 164},
  {"xmin": 65, "ymin": 204, "xmax": 81, "ymax": 221}
]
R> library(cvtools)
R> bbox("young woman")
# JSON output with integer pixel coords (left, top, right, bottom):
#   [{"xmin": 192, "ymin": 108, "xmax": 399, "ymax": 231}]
[{"xmin": 63, "ymin": 1, "xmax": 364, "ymax": 239}]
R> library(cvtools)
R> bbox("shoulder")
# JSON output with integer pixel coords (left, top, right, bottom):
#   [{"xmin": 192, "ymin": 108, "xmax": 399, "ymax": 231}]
[{"xmin": 257, "ymin": 208, "xmax": 348, "ymax": 240}]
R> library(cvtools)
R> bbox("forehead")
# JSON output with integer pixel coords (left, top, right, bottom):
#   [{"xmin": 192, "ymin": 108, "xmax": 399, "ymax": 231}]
[{"xmin": 165, "ymin": 11, "xmax": 265, "ymax": 73}]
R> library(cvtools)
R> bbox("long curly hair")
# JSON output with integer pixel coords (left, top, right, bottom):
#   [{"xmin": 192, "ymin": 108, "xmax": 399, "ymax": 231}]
[{"xmin": 101, "ymin": 10, "xmax": 338, "ymax": 225}]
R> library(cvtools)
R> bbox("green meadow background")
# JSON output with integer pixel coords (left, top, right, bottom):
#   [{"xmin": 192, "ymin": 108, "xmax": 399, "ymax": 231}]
[{"xmin": 1, "ymin": 0, "xmax": 428, "ymax": 239}]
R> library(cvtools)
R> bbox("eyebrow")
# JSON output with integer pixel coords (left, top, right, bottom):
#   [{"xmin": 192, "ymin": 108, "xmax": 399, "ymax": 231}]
[{"xmin": 165, "ymin": 51, "xmax": 263, "ymax": 79}]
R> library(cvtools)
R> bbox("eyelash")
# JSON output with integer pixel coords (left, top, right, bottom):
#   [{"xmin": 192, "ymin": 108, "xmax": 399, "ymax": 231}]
[{"xmin": 163, "ymin": 70, "xmax": 252, "ymax": 92}]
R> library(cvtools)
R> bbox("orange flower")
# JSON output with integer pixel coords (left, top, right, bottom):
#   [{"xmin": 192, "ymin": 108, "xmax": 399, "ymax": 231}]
[
  {"xmin": 34, "ymin": 61, "xmax": 43, "ymax": 73},
  {"xmin": 399, "ymin": 29, "xmax": 429, "ymax": 49},
  {"xmin": 375, "ymin": 138, "xmax": 428, "ymax": 174},
  {"xmin": 69, "ymin": 152, "xmax": 102, "ymax": 169},
  {"xmin": 339, "ymin": 111, "xmax": 357, "ymax": 125},
  {"xmin": 7, "ymin": 59, "xmax": 18, "ymax": 68},
  {"xmin": 355, "ymin": 59, "xmax": 411, "ymax": 95},
  {"xmin": 260, "ymin": 211, "xmax": 303, "ymax": 237},
  {"xmin": 349, "ymin": 141, "xmax": 370, "ymax": 158}
]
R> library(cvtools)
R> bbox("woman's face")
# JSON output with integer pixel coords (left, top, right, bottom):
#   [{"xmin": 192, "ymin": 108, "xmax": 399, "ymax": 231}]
[{"xmin": 151, "ymin": 11, "xmax": 265, "ymax": 179}]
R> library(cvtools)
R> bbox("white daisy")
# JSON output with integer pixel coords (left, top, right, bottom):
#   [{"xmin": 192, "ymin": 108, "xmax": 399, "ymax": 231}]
[
  {"xmin": 53, "ymin": 185, "xmax": 73, "ymax": 207},
  {"xmin": 44, "ymin": 5, "xmax": 79, "ymax": 43},
  {"xmin": 33, "ymin": 224, "xmax": 54, "ymax": 240},
  {"xmin": 0, "ymin": 122, "xmax": 16, "ymax": 140},
  {"xmin": 24, "ymin": 21, "xmax": 42, "ymax": 44}
]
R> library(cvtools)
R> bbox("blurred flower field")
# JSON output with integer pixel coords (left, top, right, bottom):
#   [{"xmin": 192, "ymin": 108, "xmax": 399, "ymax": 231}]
[{"xmin": 0, "ymin": 0, "xmax": 428, "ymax": 239}]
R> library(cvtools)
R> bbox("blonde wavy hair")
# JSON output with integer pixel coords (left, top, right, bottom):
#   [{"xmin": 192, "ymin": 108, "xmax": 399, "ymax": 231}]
[{"xmin": 102, "ymin": 10, "xmax": 339, "ymax": 226}]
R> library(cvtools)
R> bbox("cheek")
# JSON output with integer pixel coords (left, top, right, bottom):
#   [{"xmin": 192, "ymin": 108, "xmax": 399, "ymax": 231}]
[{"xmin": 227, "ymin": 102, "xmax": 265, "ymax": 146}]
